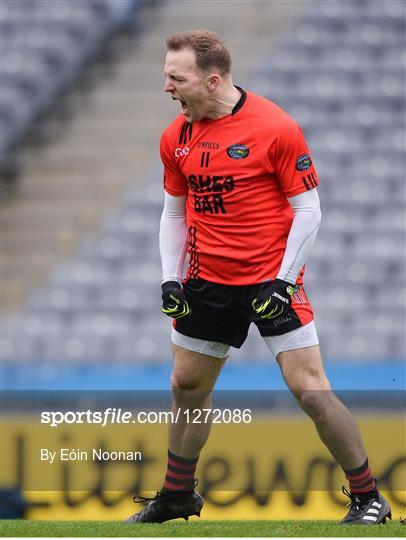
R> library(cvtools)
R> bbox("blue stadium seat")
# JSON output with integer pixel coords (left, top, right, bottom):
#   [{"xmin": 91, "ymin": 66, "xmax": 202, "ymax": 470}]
[{"xmin": 1, "ymin": 0, "xmax": 140, "ymax": 161}]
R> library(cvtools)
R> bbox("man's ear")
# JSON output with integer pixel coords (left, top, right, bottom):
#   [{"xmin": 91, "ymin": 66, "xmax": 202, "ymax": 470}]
[{"xmin": 207, "ymin": 74, "xmax": 221, "ymax": 92}]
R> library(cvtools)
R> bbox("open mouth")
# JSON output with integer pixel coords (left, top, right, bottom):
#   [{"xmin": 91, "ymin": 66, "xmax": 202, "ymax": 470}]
[{"xmin": 172, "ymin": 96, "xmax": 189, "ymax": 115}]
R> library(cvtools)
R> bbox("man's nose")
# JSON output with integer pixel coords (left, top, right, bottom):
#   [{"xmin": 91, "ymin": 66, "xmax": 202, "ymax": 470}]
[{"xmin": 164, "ymin": 79, "xmax": 175, "ymax": 92}]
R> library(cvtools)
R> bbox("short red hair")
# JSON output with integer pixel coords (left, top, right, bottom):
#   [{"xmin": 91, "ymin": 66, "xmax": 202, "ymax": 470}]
[{"xmin": 166, "ymin": 30, "xmax": 232, "ymax": 75}]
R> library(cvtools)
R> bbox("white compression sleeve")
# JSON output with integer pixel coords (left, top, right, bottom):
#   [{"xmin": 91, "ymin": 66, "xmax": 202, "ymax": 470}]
[
  {"xmin": 159, "ymin": 191, "xmax": 188, "ymax": 284},
  {"xmin": 277, "ymin": 188, "xmax": 322, "ymax": 284}
]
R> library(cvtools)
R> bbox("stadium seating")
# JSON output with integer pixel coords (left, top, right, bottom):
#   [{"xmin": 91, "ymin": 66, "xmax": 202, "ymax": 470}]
[
  {"xmin": 0, "ymin": 0, "xmax": 141, "ymax": 174},
  {"xmin": 256, "ymin": 0, "xmax": 405, "ymax": 361},
  {"xmin": 2, "ymin": 0, "xmax": 405, "ymax": 371}
]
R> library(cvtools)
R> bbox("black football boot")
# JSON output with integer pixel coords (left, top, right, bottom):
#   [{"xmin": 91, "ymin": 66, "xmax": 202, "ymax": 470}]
[
  {"xmin": 126, "ymin": 489, "xmax": 204, "ymax": 524},
  {"xmin": 340, "ymin": 486, "xmax": 392, "ymax": 525}
]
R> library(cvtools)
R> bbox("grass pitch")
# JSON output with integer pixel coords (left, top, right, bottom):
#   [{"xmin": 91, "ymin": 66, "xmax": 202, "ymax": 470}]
[{"xmin": 0, "ymin": 520, "xmax": 404, "ymax": 537}]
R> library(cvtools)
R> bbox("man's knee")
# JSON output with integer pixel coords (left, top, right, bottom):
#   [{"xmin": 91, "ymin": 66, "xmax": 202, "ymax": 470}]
[
  {"xmin": 297, "ymin": 388, "xmax": 332, "ymax": 419},
  {"xmin": 170, "ymin": 346, "xmax": 222, "ymax": 405},
  {"xmin": 288, "ymin": 372, "xmax": 332, "ymax": 410},
  {"xmin": 278, "ymin": 347, "xmax": 332, "ymax": 418},
  {"xmin": 171, "ymin": 372, "xmax": 201, "ymax": 393},
  {"xmin": 171, "ymin": 373, "xmax": 212, "ymax": 407},
  {"xmin": 171, "ymin": 344, "xmax": 224, "ymax": 394},
  {"xmin": 278, "ymin": 345, "xmax": 331, "ymax": 395}
]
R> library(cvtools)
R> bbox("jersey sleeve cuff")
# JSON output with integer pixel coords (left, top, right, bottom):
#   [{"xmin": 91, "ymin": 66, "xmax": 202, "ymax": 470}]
[
  {"xmin": 283, "ymin": 184, "xmax": 317, "ymax": 198},
  {"xmin": 164, "ymin": 185, "xmax": 188, "ymax": 197}
]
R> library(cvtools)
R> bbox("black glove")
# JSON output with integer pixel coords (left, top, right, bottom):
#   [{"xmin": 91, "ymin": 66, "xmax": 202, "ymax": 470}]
[
  {"xmin": 161, "ymin": 281, "xmax": 191, "ymax": 319},
  {"xmin": 252, "ymin": 279, "xmax": 299, "ymax": 319}
]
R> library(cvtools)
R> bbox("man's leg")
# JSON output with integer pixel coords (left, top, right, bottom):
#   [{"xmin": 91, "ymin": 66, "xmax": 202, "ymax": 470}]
[
  {"xmin": 169, "ymin": 343, "xmax": 226, "ymax": 459},
  {"xmin": 274, "ymin": 342, "xmax": 391, "ymax": 524},
  {"xmin": 127, "ymin": 340, "xmax": 226, "ymax": 523},
  {"xmin": 276, "ymin": 344, "xmax": 365, "ymax": 469}
]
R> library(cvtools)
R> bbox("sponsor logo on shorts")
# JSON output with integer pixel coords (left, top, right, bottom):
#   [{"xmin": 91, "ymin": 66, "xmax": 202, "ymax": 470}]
[
  {"xmin": 227, "ymin": 144, "xmax": 249, "ymax": 160},
  {"xmin": 296, "ymin": 154, "xmax": 312, "ymax": 171},
  {"xmin": 273, "ymin": 316, "xmax": 292, "ymax": 328}
]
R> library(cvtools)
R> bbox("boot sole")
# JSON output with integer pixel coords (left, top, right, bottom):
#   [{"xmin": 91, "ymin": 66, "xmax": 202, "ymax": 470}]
[
  {"xmin": 340, "ymin": 510, "xmax": 392, "ymax": 526},
  {"xmin": 380, "ymin": 511, "xmax": 392, "ymax": 524}
]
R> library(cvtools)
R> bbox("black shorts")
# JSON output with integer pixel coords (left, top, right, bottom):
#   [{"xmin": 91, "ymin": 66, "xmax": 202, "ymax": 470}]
[{"xmin": 174, "ymin": 278, "xmax": 314, "ymax": 348}]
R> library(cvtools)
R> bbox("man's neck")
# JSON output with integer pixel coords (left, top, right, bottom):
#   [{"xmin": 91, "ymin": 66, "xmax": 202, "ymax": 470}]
[{"xmin": 204, "ymin": 84, "xmax": 242, "ymax": 120}]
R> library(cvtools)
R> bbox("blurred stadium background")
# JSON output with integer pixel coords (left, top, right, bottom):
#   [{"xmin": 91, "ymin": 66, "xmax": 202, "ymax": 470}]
[{"xmin": 1, "ymin": 0, "xmax": 405, "ymax": 522}]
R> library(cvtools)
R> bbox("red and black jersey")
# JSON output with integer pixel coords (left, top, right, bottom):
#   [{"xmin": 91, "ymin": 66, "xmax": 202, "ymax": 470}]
[{"xmin": 160, "ymin": 88, "xmax": 319, "ymax": 286}]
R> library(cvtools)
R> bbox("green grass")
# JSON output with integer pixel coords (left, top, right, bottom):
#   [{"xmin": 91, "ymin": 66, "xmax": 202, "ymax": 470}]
[{"xmin": 0, "ymin": 520, "xmax": 404, "ymax": 537}]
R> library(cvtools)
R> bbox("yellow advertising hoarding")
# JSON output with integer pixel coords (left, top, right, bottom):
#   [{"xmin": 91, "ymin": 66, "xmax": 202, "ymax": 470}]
[{"xmin": 1, "ymin": 414, "xmax": 404, "ymax": 520}]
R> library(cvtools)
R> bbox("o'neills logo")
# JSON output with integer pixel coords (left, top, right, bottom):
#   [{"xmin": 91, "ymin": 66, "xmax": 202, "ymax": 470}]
[
  {"xmin": 227, "ymin": 144, "xmax": 249, "ymax": 159},
  {"xmin": 198, "ymin": 141, "xmax": 220, "ymax": 149}
]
